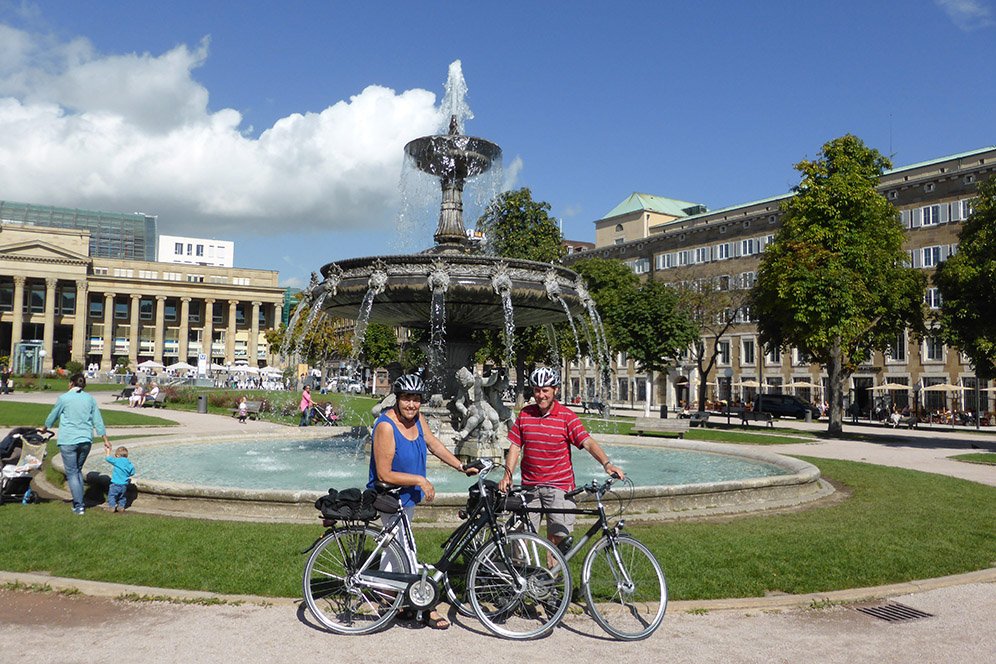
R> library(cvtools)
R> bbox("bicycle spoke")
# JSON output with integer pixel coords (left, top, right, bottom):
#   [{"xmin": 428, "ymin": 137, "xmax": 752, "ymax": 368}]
[{"xmin": 583, "ymin": 536, "xmax": 667, "ymax": 640}]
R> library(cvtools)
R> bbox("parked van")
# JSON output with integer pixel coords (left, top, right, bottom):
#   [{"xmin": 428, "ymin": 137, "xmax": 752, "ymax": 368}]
[{"xmin": 754, "ymin": 393, "xmax": 820, "ymax": 419}]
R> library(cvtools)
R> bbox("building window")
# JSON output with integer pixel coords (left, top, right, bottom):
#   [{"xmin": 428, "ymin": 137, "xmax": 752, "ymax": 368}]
[
  {"xmin": 174, "ymin": 242, "xmax": 183, "ymax": 254},
  {"xmin": 695, "ymin": 247, "xmax": 710, "ymax": 264},
  {"xmin": 29, "ymin": 283, "xmax": 45, "ymax": 313},
  {"xmin": 614, "ymin": 223, "xmax": 624, "ymax": 232},
  {"xmin": 888, "ymin": 332, "xmax": 907, "ymax": 362},
  {"xmin": 613, "ymin": 238, "xmax": 623, "ymax": 245},
  {"xmin": 0, "ymin": 282, "xmax": 12, "ymax": 312},
  {"xmin": 766, "ymin": 345, "xmax": 781, "ymax": 364},
  {"xmin": 921, "ymin": 246, "xmax": 942, "ymax": 268},
  {"xmin": 164, "ymin": 301, "xmax": 178, "ymax": 322},
  {"xmin": 138, "ymin": 270, "xmax": 158, "ymax": 279},
  {"xmin": 114, "ymin": 300, "xmax": 128, "ymax": 320},
  {"xmin": 59, "ymin": 288, "xmax": 76, "ymax": 315},
  {"xmin": 921, "ymin": 205, "xmax": 940, "ymax": 226},
  {"xmin": 187, "ymin": 275, "xmax": 204, "ymax": 283},
  {"xmin": 196, "ymin": 244, "xmax": 204, "ymax": 257},
  {"xmin": 188, "ymin": 301, "xmax": 201, "ymax": 324},
  {"xmin": 925, "ymin": 288, "xmax": 942, "ymax": 309},
  {"xmin": 741, "ymin": 338, "xmax": 755, "ymax": 366},
  {"xmin": 716, "ymin": 242, "xmax": 730, "ymax": 260},
  {"xmin": 740, "ymin": 238, "xmax": 756, "ymax": 256},
  {"xmin": 925, "ymin": 336, "xmax": 944, "ymax": 362},
  {"xmin": 163, "ymin": 272, "xmax": 181, "ymax": 281},
  {"xmin": 93, "ymin": 267, "xmax": 109, "ymax": 276},
  {"xmin": 678, "ymin": 250, "xmax": 690, "ymax": 266},
  {"xmin": 718, "ymin": 340, "xmax": 731, "ymax": 365},
  {"xmin": 739, "ymin": 271, "xmax": 756, "ymax": 289},
  {"xmin": 186, "ymin": 243, "xmax": 193, "ymax": 255},
  {"xmin": 89, "ymin": 297, "xmax": 103, "ymax": 318},
  {"xmin": 112, "ymin": 268, "xmax": 134, "ymax": 278}
]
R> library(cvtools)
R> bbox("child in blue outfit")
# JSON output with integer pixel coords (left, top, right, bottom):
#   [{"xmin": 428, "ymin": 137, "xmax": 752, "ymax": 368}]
[{"xmin": 104, "ymin": 443, "xmax": 135, "ymax": 512}]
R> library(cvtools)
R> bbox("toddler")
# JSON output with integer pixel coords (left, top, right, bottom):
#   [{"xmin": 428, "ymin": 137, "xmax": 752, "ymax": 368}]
[{"xmin": 104, "ymin": 443, "xmax": 136, "ymax": 512}]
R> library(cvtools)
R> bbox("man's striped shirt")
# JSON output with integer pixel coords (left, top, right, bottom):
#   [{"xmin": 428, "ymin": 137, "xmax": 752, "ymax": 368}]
[{"xmin": 508, "ymin": 400, "xmax": 592, "ymax": 491}]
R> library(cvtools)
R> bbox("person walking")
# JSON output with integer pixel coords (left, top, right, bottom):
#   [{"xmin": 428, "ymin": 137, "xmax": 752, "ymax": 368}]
[
  {"xmin": 499, "ymin": 367, "xmax": 623, "ymax": 551},
  {"xmin": 299, "ymin": 385, "xmax": 313, "ymax": 426},
  {"xmin": 41, "ymin": 373, "xmax": 110, "ymax": 515}
]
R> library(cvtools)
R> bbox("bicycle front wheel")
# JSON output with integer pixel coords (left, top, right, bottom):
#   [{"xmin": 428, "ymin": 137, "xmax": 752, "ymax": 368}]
[
  {"xmin": 467, "ymin": 532, "xmax": 571, "ymax": 640},
  {"xmin": 303, "ymin": 526, "xmax": 409, "ymax": 635},
  {"xmin": 582, "ymin": 534, "xmax": 667, "ymax": 640}
]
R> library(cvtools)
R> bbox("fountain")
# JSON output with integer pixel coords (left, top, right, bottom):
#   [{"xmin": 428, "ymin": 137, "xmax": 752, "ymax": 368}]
[{"xmin": 302, "ymin": 61, "xmax": 596, "ymax": 461}]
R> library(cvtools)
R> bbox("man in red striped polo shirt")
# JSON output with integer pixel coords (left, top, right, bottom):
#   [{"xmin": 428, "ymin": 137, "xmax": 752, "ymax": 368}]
[{"xmin": 499, "ymin": 366, "xmax": 624, "ymax": 549}]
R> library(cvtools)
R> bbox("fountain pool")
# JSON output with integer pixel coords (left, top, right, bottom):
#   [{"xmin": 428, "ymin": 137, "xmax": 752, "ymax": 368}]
[{"xmin": 90, "ymin": 433, "xmax": 831, "ymax": 523}]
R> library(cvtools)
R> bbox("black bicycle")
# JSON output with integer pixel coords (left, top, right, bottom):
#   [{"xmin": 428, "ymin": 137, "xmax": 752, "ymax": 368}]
[
  {"xmin": 302, "ymin": 459, "xmax": 572, "ymax": 640},
  {"xmin": 502, "ymin": 476, "xmax": 668, "ymax": 641}
]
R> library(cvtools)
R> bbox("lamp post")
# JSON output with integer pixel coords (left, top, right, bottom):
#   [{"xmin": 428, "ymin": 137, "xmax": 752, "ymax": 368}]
[{"xmin": 914, "ymin": 380, "xmax": 922, "ymax": 429}]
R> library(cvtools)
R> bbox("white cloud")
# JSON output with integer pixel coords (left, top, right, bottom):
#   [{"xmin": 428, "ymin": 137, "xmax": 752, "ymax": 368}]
[
  {"xmin": 935, "ymin": 0, "xmax": 996, "ymax": 30},
  {"xmin": 0, "ymin": 24, "xmax": 444, "ymax": 238}
]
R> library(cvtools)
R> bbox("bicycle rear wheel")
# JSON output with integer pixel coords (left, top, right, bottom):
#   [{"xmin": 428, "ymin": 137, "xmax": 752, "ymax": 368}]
[
  {"xmin": 467, "ymin": 532, "xmax": 571, "ymax": 640},
  {"xmin": 582, "ymin": 534, "xmax": 667, "ymax": 640},
  {"xmin": 303, "ymin": 525, "xmax": 409, "ymax": 635},
  {"xmin": 442, "ymin": 527, "xmax": 493, "ymax": 618}
]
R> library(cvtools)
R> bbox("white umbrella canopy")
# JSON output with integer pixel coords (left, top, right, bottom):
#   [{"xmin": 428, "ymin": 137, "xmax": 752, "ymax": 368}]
[
  {"xmin": 734, "ymin": 379, "xmax": 761, "ymax": 388},
  {"xmin": 259, "ymin": 366, "xmax": 284, "ymax": 375},
  {"xmin": 233, "ymin": 365, "xmax": 259, "ymax": 374},
  {"xmin": 920, "ymin": 382, "xmax": 967, "ymax": 392},
  {"xmin": 165, "ymin": 361, "xmax": 195, "ymax": 372},
  {"xmin": 136, "ymin": 360, "xmax": 164, "ymax": 370},
  {"xmin": 868, "ymin": 382, "xmax": 913, "ymax": 391},
  {"xmin": 210, "ymin": 363, "xmax": 230, "ymax": 372},
  {"xmin": 785, "ymin": 381, "xmax": 822, "ymax": 389}
]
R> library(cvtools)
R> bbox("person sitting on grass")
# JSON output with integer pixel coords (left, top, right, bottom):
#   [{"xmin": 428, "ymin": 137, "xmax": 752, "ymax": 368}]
[{"xmin": 103, "ymin": 443, "xmax": 136, "ymax": 512}]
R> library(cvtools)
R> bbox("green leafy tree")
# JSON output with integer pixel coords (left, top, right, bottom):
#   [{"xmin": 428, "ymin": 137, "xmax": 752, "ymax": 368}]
[
  {"xmin": 361, "ymin": 322, "xmax": 400, "ymax": 370},
  {"xmin": 266, "ymin": 312, "xmax": 352, "ymax": 369},
  {"xmin": 570, "ymin": 256, "xmax": 640, "ymax": 351},
  {"xmin": 934, "ymin": 174, "xmax": 996, "ymax": 379},
  {"xmin": 612, "ymin": 280, "xmax": 698, "ymax": 412},
  {"xmin": 474, "ymin": 188, "xmax": 566, "ymax": 401},
  {"xmin": 752, "ymin": 135, "xmax": 926, "ymax": 434}
]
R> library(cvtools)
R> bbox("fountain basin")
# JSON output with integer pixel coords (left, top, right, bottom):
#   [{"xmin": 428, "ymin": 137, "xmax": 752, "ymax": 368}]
[
  {"xmin": 319, "ymin": 254, "xmax": 585, "ymax": 329},
  {"xmin": 404, "ymin": 134, "xmax": 502, "ymax": 179},
  {"xmin": 68, "ymin": 431, "xmax": 832, "ymax": 523}
]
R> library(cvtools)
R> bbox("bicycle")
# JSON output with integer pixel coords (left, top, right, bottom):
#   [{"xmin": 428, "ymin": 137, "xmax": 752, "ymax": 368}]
[
  {"xmin": 502, "ymin": 475, "xmax": 668, "ymax": 641},
  {"xmin": 302, "ymin": 459, "xmax": 572, "ymax": 640}
]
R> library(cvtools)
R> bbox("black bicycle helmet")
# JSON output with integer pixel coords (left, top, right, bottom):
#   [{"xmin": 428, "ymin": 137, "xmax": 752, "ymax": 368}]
[
  {"xmin": 393, "ymin": 373, "xmax": 426, "ymax": 397},
  {"xmin": 530, "ymin": 366, "xmax": 560, "ymax": 388}
]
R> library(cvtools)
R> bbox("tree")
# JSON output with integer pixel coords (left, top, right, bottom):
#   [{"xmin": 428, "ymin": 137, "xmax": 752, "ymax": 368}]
[
  {"xmin": 611, "ymin": 280, "xmax": 699, "ymax": 413},
  {"xmin": 266, "ymin": 311, "xmax": 352, "ymax": 369},
  {"xmin": 360, "ymin": 322, "xmax": 400, "ymax": 370},
  {"xmin": 474, "ymin": 188, "xmax": 566, "ymax": 401},
  {"xmin": 675, "ymin": 277, "xmax": 752, "ymax": 410},
  {"xmin": 477, "ymin": 188, "xmax": 566, "ymax": 263},
  {"xmin": 934, "ymin": 174, "xmax": 996, "ymax": 379},
  {"xmin": 570, "ymin": 256, "xmax": 640, "ymax": 351},
  {"xmin": 752, "ymin": 135, "xmax": 926, "ymax": 435}
]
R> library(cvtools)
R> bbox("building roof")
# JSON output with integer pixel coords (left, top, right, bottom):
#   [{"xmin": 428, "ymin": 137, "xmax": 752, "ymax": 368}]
[
  {"xmin": 601, "ymin": 193, "xmax": 707, "ymax": 221},
  {"xmin": 883, "ymin": 146, "xmax": 996, "ymax": 176}
]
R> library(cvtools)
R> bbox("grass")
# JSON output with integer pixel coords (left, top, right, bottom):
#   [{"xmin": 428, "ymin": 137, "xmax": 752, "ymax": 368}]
[
  {"xmin": 950, "ymin": 452, "xmax": 996, "ymax": 466},
  {"xmin": 0, "ymin": 402, "xmax": 177, "ymax": 428},
  {"xmin": 581, "ymin": 416, "xmax": 816, "ymax": 444},
  {"xmin": 0, "ymin": 457, "xmax": 993, "ymax": 600}
]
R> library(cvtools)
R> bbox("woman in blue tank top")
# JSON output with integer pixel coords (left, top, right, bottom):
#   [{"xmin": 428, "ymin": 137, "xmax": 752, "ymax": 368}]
[{"xmin": 367, "ymin": 373, "xmax": 472, "ymax": 629}]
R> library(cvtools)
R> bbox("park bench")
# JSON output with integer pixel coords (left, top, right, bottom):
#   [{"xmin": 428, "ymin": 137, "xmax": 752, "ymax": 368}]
[
  {"xmin": 113, "ymin": 386, "xmax": 135, "ymax": 402},
  {"xmin": 632, "ymin": 417, "xmax": 692, "ymax": 438},
  {"xmin": 232, "ymin": 401, "xmax": 263, "ymax": 420},
  {"xmin": 740, "ymin": 411, "xmax": 774, "ymax": 427},
  {"xmin": 142, "ymin": 392, "xmax": 167, "ymax": 408}
]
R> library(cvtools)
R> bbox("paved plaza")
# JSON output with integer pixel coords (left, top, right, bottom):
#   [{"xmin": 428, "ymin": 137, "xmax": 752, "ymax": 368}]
[{"xmin": 1, "ymin": 389, "xmax": 993, "ymax": 663}]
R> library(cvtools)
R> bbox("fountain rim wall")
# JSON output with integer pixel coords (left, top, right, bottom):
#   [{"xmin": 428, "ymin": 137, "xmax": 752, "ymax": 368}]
[{"xmin": 65, "ymin": 430, "xmax": 831, "ymax": 523}]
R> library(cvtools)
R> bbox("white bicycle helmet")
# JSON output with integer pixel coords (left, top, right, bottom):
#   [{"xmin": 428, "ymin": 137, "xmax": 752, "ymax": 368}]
[
  {"xmin": 530, "ymin": 366, "xmax": 561, "ymax": 388},
  {"xmin": 393, "ymin": 373, "xmax": 426, "ymax": 397}
]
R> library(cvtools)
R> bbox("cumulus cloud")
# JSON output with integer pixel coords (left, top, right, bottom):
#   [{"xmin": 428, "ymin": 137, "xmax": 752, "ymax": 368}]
[
  {"xmin": 935, "ymin": 0, "xmax": 996, "ymax": 30},
  {"xmin": 0, "ymin": 24, "xmax": 445, "ymax": 237}
]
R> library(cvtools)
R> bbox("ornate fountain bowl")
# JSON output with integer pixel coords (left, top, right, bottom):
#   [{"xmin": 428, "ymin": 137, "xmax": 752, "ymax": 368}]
[
  {"xmin": 319, "ymin": 254, "xmax": 585, "ymax": 330},
  {"xmin": 404, "ymin": 134, "xmax": 502, "ymax": 179}
]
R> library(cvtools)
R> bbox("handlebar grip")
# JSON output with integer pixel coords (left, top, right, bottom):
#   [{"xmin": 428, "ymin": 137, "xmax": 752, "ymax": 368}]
[
  {"xmin": 565, "ymin": 485, "xmax": 586, "ymax": 499},
  {"xmin": 462, "ymin": 459, "xmax": 486, "ymax": 472}
]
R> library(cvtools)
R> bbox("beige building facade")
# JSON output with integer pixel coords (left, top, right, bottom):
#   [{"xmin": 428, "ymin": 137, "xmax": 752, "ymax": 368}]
[
  {"xmin": 569, "ymin": 146, "xmax": 996, "ymax": 416},
  {"xmin": 1, "ymin": 224, "xmax": 285, "ymax": 373}
]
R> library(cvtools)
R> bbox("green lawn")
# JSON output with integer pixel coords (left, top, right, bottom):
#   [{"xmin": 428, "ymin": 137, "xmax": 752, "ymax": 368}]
[
  {"xmin": 0, "ymin": 402, "xmax": 177, "ymax": 428},
  {"xmin": 582, "ymin": 416, "xmax": 816, "ymax": 444},
  {"xmin": 950, "ymin": 452, "xmax": 996, "ymax": 466},
  {"xmin": 0, "ymin": 457, "xmax": 992, "ymax": 600}
]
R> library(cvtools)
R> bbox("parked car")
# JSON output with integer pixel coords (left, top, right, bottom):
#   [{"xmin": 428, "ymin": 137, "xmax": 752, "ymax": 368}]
[
  {"xmin": 337, "ymin": 380, "xmax": 364, "ymax": 394},
  {"xmin": 754, "ymin": 393, "xmax": 820, "ymax": 419}
]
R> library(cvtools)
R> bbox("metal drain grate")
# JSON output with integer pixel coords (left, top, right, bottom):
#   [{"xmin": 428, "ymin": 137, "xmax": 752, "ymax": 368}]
[{"xmin": 854, "ymin": 602, "xmax": 934, "ymax": 622}]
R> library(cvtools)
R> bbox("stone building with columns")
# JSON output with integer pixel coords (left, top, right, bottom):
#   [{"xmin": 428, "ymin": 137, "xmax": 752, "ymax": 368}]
[{"xmin": 0, "ymin": 224, "xmax": 285, "ymax": 373}]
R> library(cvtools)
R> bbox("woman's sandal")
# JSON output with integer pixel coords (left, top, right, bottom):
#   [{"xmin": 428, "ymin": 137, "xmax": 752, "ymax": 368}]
[{"xmin": 424, "ymin": 612, "xmax": 450, "ymax": 630}]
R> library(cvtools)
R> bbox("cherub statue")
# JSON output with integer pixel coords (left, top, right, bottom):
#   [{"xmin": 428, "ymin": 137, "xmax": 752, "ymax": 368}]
[{"xmin": 452, "ymin": 366, "xmax": 501, "ymax": 443}]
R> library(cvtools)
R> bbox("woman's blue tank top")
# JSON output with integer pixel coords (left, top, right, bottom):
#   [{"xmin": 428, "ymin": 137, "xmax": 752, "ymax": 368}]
[{"xmin": 367, "ymin": 413, "xmax": 427, "ymax": 507}]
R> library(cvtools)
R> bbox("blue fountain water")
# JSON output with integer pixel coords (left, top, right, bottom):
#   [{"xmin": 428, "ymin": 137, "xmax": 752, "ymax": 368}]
[{"xmin": 134, "ymin": 437, "xmax": 787, "ymax": 493}]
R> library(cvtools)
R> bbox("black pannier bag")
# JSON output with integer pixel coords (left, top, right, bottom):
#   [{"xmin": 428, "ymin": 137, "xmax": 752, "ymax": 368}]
[
  {"xmin": 315, "ymin": 487, "xmax": 378, "ymax": 522},
  {"xmin": 465, "ymin": 478, "xmax": 500, "ymax": 514}
]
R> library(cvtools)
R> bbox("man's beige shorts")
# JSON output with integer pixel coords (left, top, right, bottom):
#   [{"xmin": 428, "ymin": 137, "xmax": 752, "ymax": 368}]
[{"xmin": 523, "ymin": 485, "xmax": 577, "ymax": 538}]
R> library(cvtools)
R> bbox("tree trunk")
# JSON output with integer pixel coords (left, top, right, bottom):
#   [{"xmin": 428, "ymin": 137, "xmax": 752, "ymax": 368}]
[{"xmin": 827, "ymin": 335, "xmax": 846, "ymax": 435}]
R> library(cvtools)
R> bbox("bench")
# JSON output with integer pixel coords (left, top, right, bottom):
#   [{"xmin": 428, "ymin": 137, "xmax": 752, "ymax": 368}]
[
  {"xmin": 142, "ymin": 392, "xmax": 167, "ymax": 408},
  {"xmin": 632, "ymin": 417, "xmax": 692, "ymax": 438},
  {"xmin": 581, "ymin": 401, "xmax": 608, "ymax": 416},
  {"xmin": 233, "ymin": 401, "xmax": 262, "ymax": 420},
  {"xmin": 740, "ymin": 411, "xmax": 774, "ymax": 427},
  {"xmin": 113, "ymin": 386, "xmax": 135, "ymax": 401}
]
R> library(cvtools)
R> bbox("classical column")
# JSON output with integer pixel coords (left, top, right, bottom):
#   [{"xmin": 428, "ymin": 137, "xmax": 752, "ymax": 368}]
[
  {"xmin": 274, "ymin": 302, "xmax": 283, "ymax": 329},
  {"xmin": 102, "ymin": 292, "xmax": 115, "ymax": 370},
  {"xmin": 226, "ymin": 299, "xmax": 238, "ymax": 364},
  {"xmin": 42, "ymin": 278, "xmax": 57, "ymax": 372},
  {"xmin": 203, "ymin": 299, "xmax": 215, "ymax": 363},
  {"xmin": 178, "ymin": 297, "xmax": 191, "ymax": 363},
  {"xmin": 10, "ymin": 276, "xmax": 25, "ymax": 359},
  {"xmin": 153, "ymin": 295, "xmax": 166, "ymax": 364},
  {"xmin": 128, "ymin": 294, "xmax": 141, "ymax": 364},
  {"xmin": 71, "ymin": 280, "xmax": 88, "ymax": 364},
  {"xmin": 249, "ymin": 301, "xmax": 261, "ymax": 366}
]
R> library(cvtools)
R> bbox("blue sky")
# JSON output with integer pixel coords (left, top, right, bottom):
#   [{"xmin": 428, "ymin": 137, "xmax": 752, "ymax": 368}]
[{"xmin": 1, "ymin": 1, "xmax": 994, "ymax": 288}]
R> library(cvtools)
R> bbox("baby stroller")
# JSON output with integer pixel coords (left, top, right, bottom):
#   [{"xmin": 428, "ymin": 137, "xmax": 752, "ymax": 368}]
[
  {"xmin": 0, "ymin": 427, "xmax": 52, "ymax": 505},
  {"xmin": 310, "ymin": 403, "xmax": 341, "ymax": 427}
]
